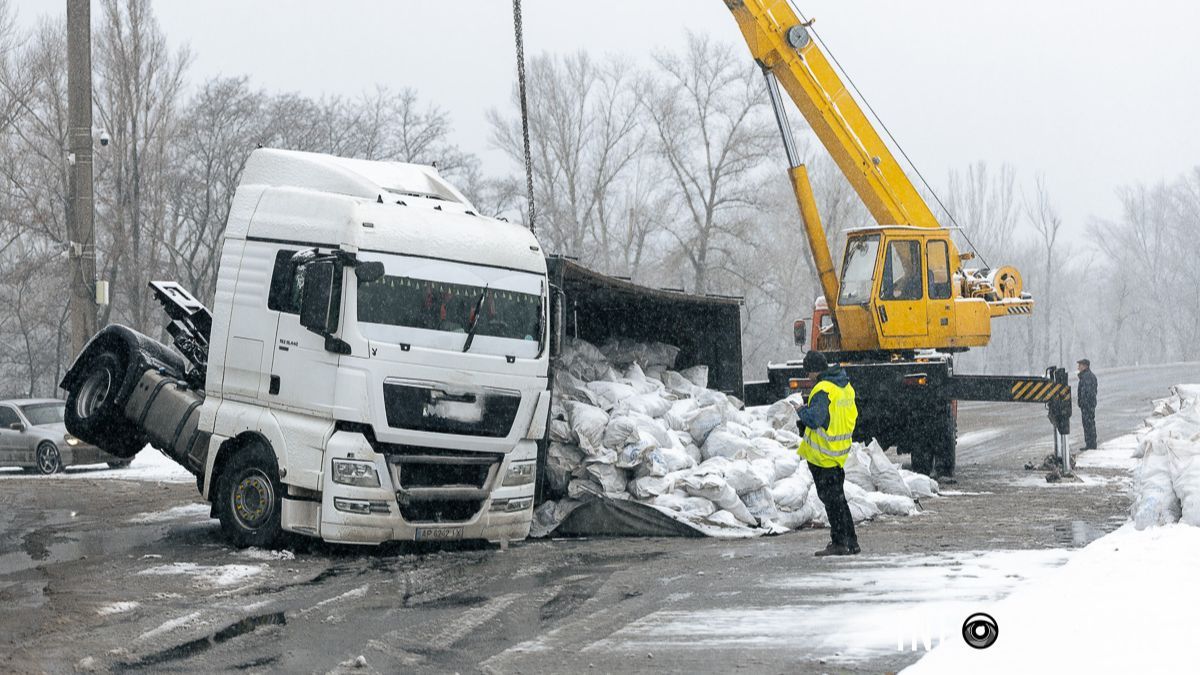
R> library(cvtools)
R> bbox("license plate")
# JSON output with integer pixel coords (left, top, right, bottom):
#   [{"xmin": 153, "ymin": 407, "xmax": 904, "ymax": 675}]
[{"xmin": 415, "ymin": 527, "xmax": 464, "ymax": 541}]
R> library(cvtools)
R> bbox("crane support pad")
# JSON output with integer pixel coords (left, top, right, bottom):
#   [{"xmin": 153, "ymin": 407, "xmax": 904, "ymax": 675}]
[{"xmin": 948, "ymin": 374, "xmax": 1071, "ymax": 403}]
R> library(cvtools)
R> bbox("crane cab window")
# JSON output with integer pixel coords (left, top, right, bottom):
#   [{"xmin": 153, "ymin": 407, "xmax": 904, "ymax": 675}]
[
  {"xmin": 837, "ymin": 235, "xmax": 880, "ymax": 306},
  {"xmin": 880, "ymin": 240, "xmax": 923, "ymax": 301},
  {"xmin": 927, "ymin": 240, "xmax": 952, "ymax": 300}
]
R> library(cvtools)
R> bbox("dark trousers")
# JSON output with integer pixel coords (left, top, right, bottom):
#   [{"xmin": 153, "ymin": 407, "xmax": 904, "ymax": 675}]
[
  {"xmin": 808, "ymin": 462, "xmax": 858, "ymax": 548},
  {"xmin": 1081, "ymin": 405, "xmax": 1097, "ymax": 449}
]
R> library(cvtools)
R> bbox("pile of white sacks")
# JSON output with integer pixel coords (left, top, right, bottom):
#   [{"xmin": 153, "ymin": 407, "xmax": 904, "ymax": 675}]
[
  {"xmin": 532, "ymin": 337, "xmax": 939, "ymax": 538},
  {"xmin": 1131, "ymin": 384, "xmax": 1200, "ymax": 529}
]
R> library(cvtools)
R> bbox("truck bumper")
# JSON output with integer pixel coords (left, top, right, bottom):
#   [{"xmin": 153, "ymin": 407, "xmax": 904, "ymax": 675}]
[{"xmin": 290, "ymin": 431, "xmax": 535, "ymax": 545}]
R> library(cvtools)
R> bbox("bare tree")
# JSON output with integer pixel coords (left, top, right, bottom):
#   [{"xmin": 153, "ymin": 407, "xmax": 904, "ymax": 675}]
[{"xmin": 641, "ymin": 33, "xmax": 775, "ymax": 294}]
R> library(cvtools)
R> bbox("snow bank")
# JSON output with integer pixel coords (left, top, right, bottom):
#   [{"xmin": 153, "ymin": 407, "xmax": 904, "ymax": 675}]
[
  {"xmin": 137, "ymin": 562, "xmax": 264, "ymax": 588},
  {"xmin": 903, "ymin": 524, "xmax": 1200, "ymax": 674},
  {"xmin": 1129, "ymin": 384, "xmax": 1200, "ymax": 528},
  {"xmin": 535, "ymin": 337, "xmax": 935, "ymax": 538}
]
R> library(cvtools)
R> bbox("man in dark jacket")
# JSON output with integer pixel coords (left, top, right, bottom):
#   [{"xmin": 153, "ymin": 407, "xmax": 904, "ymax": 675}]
[
  {"xmin": 791, "ymin": 351, "xmax": 860, "ymax": 556},
  {"xmin": 1077, "ymin": 359, "xmax": 1098, "ymax": 450}
]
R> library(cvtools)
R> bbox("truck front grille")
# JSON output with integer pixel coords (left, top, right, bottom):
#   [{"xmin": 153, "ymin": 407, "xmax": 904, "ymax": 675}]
[
  {"xmin": 397, "ymin": 500, "xmax": 483, "ymax": 523},
  {"xmin": 382, "ymin": 382, "xmax": 521, "ymax": 438}
]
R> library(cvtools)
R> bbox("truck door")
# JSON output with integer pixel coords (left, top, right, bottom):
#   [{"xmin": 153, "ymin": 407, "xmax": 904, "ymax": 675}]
[
  {"xmin": 925, "ymin": 239, "xmax": 954, "ymax": 342},
  {"xmin": 268, "ymin": 252, "xmax": 342, "ymax": 417},
  {"xmin": 876, "ymin": 239, "xmax": 928, "ymax": 338}
]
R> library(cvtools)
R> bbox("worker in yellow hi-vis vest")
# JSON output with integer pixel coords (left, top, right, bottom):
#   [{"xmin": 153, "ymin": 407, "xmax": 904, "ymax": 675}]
[{"xmin": 791, "ymin": 351, "xmax": 860, "ymax": 556}]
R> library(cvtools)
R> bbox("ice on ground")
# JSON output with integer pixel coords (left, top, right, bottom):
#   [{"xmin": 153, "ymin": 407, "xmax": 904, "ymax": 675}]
[
  {"xmin": 955, "ymin": 429, "xmax": 1004, "ymax": 448},
  {"xmin": 137, "ymin": 611, "xmax": 203, "ymax": 642},
  {"xmin": 137, "ymin": 562, "xmax": 265, "ymax": 587},
  {"xmin": 60, "ymin": 446, "xmax": 192, "ymax": 483},
  {"xmin": 97, "ymin": 601, "xmax": 139, "ymax": 616},
  {"xmin": 1009, "ymin": 473, "xmax": 1127, "ymax": 489},
  {"xmin": 240, "ymin": 547, "xmax": 296, "ymax": 561},
  {"xmin": 904, "ymin": 524, "xmax": 1200, "ymax": 674},
  {"xmin": 1075, "ymin": 433, "xmax": 1140, "ymax": 470},
  {"xmin": 583, "ymin": 548, "xmax": 1069, "ymax": 664},
  {"xmin": 128, "ymin": 502, "xmax": 210, "ymax": 523}
]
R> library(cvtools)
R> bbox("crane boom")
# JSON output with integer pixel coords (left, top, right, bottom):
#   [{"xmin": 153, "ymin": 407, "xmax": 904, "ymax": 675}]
[{"xmin": 724, "ymin": 0, "xmax": 940, "ymax": 230}]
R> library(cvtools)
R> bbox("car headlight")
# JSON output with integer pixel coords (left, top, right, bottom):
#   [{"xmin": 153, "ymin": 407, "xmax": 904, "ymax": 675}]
[
  {"xmin": 502, "ymin": 461, "xmax": 536, "ymax": 487},
  {"xmin": 64, "ymin": 435, "xmax": 80, "ymax": 446},
  {"xmin": 331, "ymin": 459, "xmax": 380, "ymax": 488}
]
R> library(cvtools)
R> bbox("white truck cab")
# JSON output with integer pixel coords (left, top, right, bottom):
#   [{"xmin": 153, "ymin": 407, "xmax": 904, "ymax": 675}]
[{"xmin": 61, "ymin": 149, "xmax": 551, "ymax": 547}]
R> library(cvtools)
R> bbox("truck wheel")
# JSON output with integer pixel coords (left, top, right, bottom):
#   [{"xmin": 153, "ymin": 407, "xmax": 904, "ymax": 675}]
[
  {"xmin": 64, "ymin": 351, "xmax": 144, "ymax": 458},
  {"xmin": 908, "ymin": 437, "xmax": 933, "ymax": 476},
  {"xmin": 215, "ymin": 440, "xmax": 283, "ymax": 548},
  {"xmin": 932, "ymin": 403, "xmax": 957, "ymax": 479},
  {"xmin": 36, "ymin": 442, "xmax": 64, "ymax": 475}
]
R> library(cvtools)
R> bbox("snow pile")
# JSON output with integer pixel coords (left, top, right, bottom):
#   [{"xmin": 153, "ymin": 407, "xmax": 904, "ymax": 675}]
[
  {"xmin": 534, "ymin": 337, "xmax": 936, "ymax": 537},
  {"xmin": 903, "ymin": 524, "xmax": 1200, "ymax": 674},
  {"xmin": 1130, "ymin": 384, "xmax": 1200, "ymax": 528}
]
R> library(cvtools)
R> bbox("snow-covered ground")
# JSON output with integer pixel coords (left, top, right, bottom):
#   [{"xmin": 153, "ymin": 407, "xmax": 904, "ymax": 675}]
[
  {"xmin": 903, "ymin": 523, "xmax": 1200, "ymax": 674},
  {"xmin": 0, "ymin": 445, "xmax": 192, "ymax": 483}
]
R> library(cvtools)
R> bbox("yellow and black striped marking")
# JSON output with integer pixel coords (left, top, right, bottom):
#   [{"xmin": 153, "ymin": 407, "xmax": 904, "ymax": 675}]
[
  {"xmin": 1006, "ymin": 305, "xmax": 1033, "ymax": 315},
  {"xmin": 1009, "ymin": 379, "xmax": 1070, "ymax": 402}
]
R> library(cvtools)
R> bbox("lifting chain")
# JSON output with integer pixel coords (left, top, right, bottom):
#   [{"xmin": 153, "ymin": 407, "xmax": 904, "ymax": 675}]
[{"xmin": 512, "ymin": 0, "xmax": 536, "ymax": 234}]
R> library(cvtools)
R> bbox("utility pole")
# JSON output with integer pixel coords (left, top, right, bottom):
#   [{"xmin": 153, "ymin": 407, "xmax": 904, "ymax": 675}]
[{"xmin": 66, "ymin": 0, "xmax": 97, "ymax": 355}]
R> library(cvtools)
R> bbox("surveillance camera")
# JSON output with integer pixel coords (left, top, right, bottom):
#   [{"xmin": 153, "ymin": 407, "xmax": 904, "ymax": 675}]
[{"xmin": 99, "ymin": 130, "xmax": 110, "ymax": 147}]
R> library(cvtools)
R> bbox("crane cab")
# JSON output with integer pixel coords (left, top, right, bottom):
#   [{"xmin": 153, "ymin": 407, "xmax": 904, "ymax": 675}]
[{"xmin": 819, "ymin": 227, "xmax": 992, "ymax": 356}]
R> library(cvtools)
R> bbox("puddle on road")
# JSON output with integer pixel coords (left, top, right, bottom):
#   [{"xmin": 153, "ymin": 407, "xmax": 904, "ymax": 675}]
[
  {"xmin": 1053, "ymin": 517, "xmax": 1125, "ymax": 548},
  {"xmin": 0, "ymin": 522, "xmax": 187, "ymax": 577}
]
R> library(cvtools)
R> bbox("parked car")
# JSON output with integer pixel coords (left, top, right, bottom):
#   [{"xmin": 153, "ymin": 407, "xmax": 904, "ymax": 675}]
[{"xmin": 0, "ymin": 398, "xmax": 134, "ymax": 474}]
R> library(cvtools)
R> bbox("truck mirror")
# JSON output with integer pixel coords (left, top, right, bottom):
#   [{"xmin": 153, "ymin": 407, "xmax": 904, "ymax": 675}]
[
  {"xmin": 793, "ymin": 319, "xmax": 807, "ymax": 347},
  {"xmin": 356, "ymin": 261, "xmax": 385, "ymax": 284},
  {"xmin": 300, "ymin": 260, "xmax": 338, "ymax": 335}
]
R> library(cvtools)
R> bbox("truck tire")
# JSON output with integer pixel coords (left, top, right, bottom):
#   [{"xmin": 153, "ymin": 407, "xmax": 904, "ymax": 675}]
[
  {"xmin": 932, "ymin": 402, "xmax": 957, "ymax": 479},
  {"xmin": 215, "ymin": 440, "xmax": 283, "ymax": 549},
  {"xmin": 908, "ymin": 433, "xmax": 933, "ymax": 476},
  {"xmin": 64, "ymin": 351, "xmax": 144, "ymax": 458}
]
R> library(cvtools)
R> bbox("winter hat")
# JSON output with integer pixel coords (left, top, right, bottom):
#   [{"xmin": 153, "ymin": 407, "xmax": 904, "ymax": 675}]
[{"xmin": 802, "ymin": 350, "xmax": 828, "ymax": 374}]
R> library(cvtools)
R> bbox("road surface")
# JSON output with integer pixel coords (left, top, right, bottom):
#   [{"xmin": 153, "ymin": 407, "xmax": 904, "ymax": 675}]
[{"xmin": 1, "ymin": 364, "xmax": 1194, "ymax": 674}]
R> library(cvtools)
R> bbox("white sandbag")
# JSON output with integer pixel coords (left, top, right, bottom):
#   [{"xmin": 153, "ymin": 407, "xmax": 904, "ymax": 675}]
[
  {"xmin": 866, "ymin": 491, "xmax": 919, "ymax": 516},
  {"xmin": 843, "ymin": 444, "xmax": 876, "ymax": 492},
  {"xmin": 585, "ymin": 381, "xmax": 638, "ymax": 412},
  {"xmin": 585, "ymin": 462, "xmax": 628, "ymax": 496},
  {"xmin": 775, "ymin": 429, "xmax": 801, "ymax": 446},
  {"xmin": 560, "ymin": 338, "xmax": 610, "ymax": 382},
  {"xmin": 771, "ymin": 451, "xmax": 801, "ymax": 480},
  {"xmin": 680, "ymin": 365, "xmax": 709, "ymax": 389},
  {"xmin": 636, "ymin": 445, "xmax": 695, "ymax": 478},
  {"xmin": 603, "ymin": 416, "xmax": 642, "ymax": 449},
  {"xmin": 724, "ymin": 460, "xmax": 767, "ymax": 495},
  {"xmin": 683, "ymin": 442, "xmax": 703, "ymax": 464},
  {"xmin": 688, "ymin": 405, "xmax": 726, "ymax": 444},
  {"xmin": 866, "ymin": 440, "xmax": 912, "ymax": 498},
  {"xmin": 765, "ymin": 399, "xmax": 799, "ymax": 431},
  {"xmin": 622, "ymin": 363, "xmax": 662, "ymax": 394},
  {"xmin": 651, "ymin": 493, "xmax": 717, "ymax": 518},
  {"xmin": 663, "ymin": 398, "xmax": 700, "ymax": 431},
  {"xmin": 749, "ymin": 458, "xmax": 778, "ymax": 487},
  {"xmin": 801, "ymin": 484, "xmax": 829, "ymax": 526},
  {"xmin": 567, "ymin": 478, "xmax": 603, "ymax": 500},
  {"xmin": 629, "ymin": 475, "xmax": 676, "ymax": 500},
  {"xmin": 679, "ymin": 473, "xmax": 756, "ymax": 525},
  {"xmin": 702, "ymin": 430, "xmax": 754, "ymax": 461},
  {"xmin": 844, "ymin": 481, "xmax": 881, "ymax": 522},
  {"xmin": 770, "ymin": 471, "xmax": 813, "ymax": 510},
  {"xmin": 617, "ymin": 392, "xmax": 672, "ymax": 418},
  {"xmin": 740, "ymin": 487, "xmax": 779, "ymax": 522},
  {"xmin": 1133, "ymin": 439, "xmax": 1181, "ymax": 529},
  {"xmin": 549, "ymin": 419, "xmax": 573, "ymax": 444},
  {"xmin": 705, "ymin": 510, "xmax": 746, "ymax": 528},
  {"xmin": 1167, "ymin": 437, "xmax": 1200, "ymax": 527},
  {"xmin": 565, "ymin": 401, "xmax": 609, "ymax": 455},
  {"xmin": 614, "ymin": 430, "xmax": 658, "ymax": 469},
  {"xmin": 663, "ymin": 371, "xmax": 700, "ymax": 398},
  {"xmin": 546, "ymin": 442, "xmax": 586, "ymax": 496},
  {"xmin": 900, "ymin": 469, "xmax": 940, "ymax": 498}
]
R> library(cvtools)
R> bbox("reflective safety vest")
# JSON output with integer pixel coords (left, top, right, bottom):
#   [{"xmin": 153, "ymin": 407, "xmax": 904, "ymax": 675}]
[{"xmin": 798, "ymin": 379, "xmax": 858, "ymax": 468}]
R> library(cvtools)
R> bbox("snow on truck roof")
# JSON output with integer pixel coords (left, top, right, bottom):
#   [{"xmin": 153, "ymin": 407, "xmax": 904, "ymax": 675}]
[{"xmin": 227, "ymin": 149, "xmax": 545, "ymax": 274}]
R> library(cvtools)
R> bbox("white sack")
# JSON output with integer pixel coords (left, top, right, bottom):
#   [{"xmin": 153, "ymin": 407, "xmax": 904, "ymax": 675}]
[
  {"xmin": 900, "ymin": 469, "xmax": 940, "ymax": 498},
  {"xmin": 679, "ymin": 473, "xmax": 756, "ymax": 525},
  {"xmin": 629, "ymin": 475, "xmax": 675, "ymax": 500},
  {"xmin": 867, "ymin": 440, "xmax": 912, "ymax": 498},
  {"xmin": 565, "ymin": 402, "xmax": 609, "ymax": 455},
  {"xmin": 651, "ymin": 493, "xmax": 717, "ymax": 518},
  {"xmin": 771, "ymin": 470, "xmax": 814, "ymax": 510},
  {"xmin": 866, "ymin": 491, "xmax": 919, "ymax": 516},
  {"xmin": 740, "ymin": 487, "xmax": 779, "ymax": 522},
  {"xmin": 1133, "ymin": 439, "xmax": 1182, "ymax": 529},
  {"xmin": 585, "ymin": 462, "xmax": 628, "ymax": 496},
  {"xmin": 702, "ymin": 430, "xmax": 754, "ymax": 461},
  {"xmin": 688, "ymin": 406, "xmax": 726, "ymax": 444},
  {"xmin": 585, "ymin": 381, "xmax": 638, "ymax": 412},
  {"xmin": 843, "ymin": 444, "xmax": 876, "ymax": 492},
  {"xmin": 680, "ymin": 365, "xmax": 709, "ymax": 390},
  {"xmin": 1169, "ymin": 438, "xmax": 1200, "ymax": 526}
]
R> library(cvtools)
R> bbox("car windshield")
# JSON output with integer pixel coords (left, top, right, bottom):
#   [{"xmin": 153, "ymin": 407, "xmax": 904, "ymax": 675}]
[
  {"xmin": 20, "ymin": 402, "xmax": 64, "ymax": 426},
  {"xmin": 838, "ymin": 235, "xmax": 880, "ymax": 306},
  {"xmin": 354, "ymin": 253, "xmax": 544, "ymax": 357}
]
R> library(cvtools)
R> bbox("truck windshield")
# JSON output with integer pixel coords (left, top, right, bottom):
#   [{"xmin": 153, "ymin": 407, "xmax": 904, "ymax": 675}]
[
  {"xmin": 355, "ymin": 253, "xmax": 544, "ymax": 357},
  {"xmin": 838, "ymin": 235, "xmax": 880, "ymax": 306},
  {"xmin": 20, "ymin": 402, "xmax": 64, "ymax": 426}
]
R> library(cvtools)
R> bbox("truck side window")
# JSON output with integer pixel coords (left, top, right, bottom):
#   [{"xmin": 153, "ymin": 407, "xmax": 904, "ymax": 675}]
[
  {"xmin": 927, "ymin": 240, "xmax": 952, "ymax": 300},
  {"xmin": 268, "ymin": 249, "xmax": 300, "ymax": 313},
  {"xmin": 879, "ymin": 240, "xmax": 923, "ymax": 301}
]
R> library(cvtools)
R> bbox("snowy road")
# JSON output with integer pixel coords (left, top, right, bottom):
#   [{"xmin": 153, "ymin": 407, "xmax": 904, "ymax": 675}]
[{"xmin": 0, "ymin": 364, "xmax": 1191, "ymax": 673}]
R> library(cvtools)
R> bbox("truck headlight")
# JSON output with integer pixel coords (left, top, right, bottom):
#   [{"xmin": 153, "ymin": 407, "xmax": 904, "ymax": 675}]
[
  {"xmin": 502, "ymin": 461, "xmax": 535, "ymax": 487},
  {"xmin": 331, "ymin": 459, "xmax": 380, "ymax": 488}
]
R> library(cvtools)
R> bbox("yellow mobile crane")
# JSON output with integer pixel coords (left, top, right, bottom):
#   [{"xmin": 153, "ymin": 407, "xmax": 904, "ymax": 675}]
[{"xmin": 723, "ymin": 1, "xmax": 1071, "ymax": 476}]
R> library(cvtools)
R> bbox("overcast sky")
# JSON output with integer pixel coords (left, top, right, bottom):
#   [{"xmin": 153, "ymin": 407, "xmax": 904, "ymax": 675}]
[{"xmin": 13, "ymin": 0, "xmax": 1200, "ymax": 241}]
